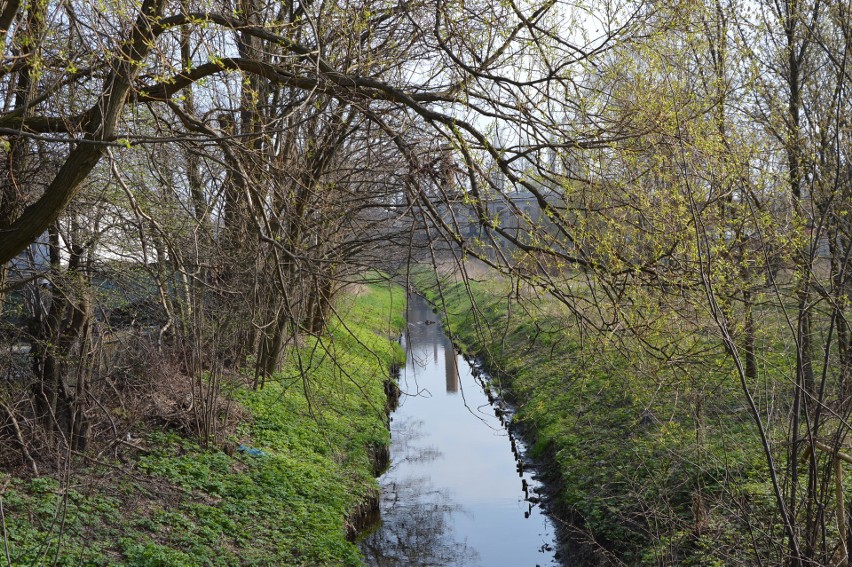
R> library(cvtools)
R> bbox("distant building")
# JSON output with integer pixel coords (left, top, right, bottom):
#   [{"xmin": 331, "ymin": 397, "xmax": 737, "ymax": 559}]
[{"xmin": 7, "ymin": 233, "xmax": 51, "ymax": 282}]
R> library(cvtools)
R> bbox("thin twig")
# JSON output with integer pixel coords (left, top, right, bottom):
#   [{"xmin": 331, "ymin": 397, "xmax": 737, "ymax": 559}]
[{"xmin": 0, "ymin": 401, "xmax": 38, "ymax": 475}]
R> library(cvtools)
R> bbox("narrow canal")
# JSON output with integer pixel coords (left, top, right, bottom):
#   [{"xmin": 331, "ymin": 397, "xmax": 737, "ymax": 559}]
[{"xmin": 360, "ymin": 295, "xmax": 561, "ymax": 566}]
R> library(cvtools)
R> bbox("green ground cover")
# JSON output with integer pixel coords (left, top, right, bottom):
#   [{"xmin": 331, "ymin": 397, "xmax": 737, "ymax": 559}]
[
  {"xmin": 0, "ymin": 282, "xmax": 405, "ymax": 566},
  {"xmin": 417, "ymin": 269, "xmax": 784, "ymax": 565}
]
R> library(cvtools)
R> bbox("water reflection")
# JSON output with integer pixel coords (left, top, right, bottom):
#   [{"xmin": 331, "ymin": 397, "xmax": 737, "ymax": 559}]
[
  {"xmin": 361, "ymin": 417, "xmax": 478, "ymax": 566},
  {"xmin": 445, "ymin": 335, "xmax": 459, "ymax": 393},
  {"xmin": 360, "ymin": 295, "xmax": 560, "ymax": 567},
  {"xmin": 361, "ymin": 478, "xmax": 478, "ymax": 567},
  {"xmin": 404, "ymin": 299, "xmax": 460, "ymax": 396}
]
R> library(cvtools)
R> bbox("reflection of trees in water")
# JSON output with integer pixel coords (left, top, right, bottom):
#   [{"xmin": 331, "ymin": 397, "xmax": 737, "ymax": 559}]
[
  {"xmin": 404, "ymin": 297, "xmax": 443, "ymax": 371},
  {"xmin": 360, "ymin": 477, "xmax": 478, "ymax": 567},
  {"xmin": 390, "ymin": 418, "xmax": 442, "ymax": 465},
  {"xmin": 360, "ymin": 415, "xmax": 479, "ymax": 566}
]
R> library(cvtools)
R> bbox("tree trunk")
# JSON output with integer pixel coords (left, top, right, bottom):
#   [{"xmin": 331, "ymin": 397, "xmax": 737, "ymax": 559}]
[{"xmin": 30, "ymin": 222, "xmax": 92, "ymax": 450}]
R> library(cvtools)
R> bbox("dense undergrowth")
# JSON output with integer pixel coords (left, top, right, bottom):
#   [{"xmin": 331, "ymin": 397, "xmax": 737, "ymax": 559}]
[
  {"xmin": 417, "ymin": 269, "xmax": 788, "ymax": 566},
  {"xmin": 0, "ymin": 282, "xmax": 405, "ymax": 566}
]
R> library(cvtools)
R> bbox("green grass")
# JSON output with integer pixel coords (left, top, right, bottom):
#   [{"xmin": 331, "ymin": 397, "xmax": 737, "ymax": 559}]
[
  {"xmin": 414, "ymin": 268, "xmax": 781, "ymax": 565},
  {"xmin": 0, "ymin": 281, "xmax": 406, "ymax": 566}
]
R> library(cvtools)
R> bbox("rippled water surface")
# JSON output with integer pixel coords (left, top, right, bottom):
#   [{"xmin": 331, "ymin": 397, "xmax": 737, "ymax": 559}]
[{"xmin": 359, "ymin": 295, "xmax": 560, "ymax": 567}]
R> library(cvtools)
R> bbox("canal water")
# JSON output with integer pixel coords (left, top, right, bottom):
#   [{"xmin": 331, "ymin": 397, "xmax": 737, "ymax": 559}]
[{"xmin": 359, "ymin": 295, "xmax": 560, "ymax": 566}]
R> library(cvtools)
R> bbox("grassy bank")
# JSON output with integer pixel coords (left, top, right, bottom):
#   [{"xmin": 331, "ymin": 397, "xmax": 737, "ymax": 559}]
[
  {"xmin": 417, "ymin": 269, "xmax": 780, "ymax": 565},
  {"xmin": 0, "ymin": 282, "xmax": 405, "ymax": 566}
]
